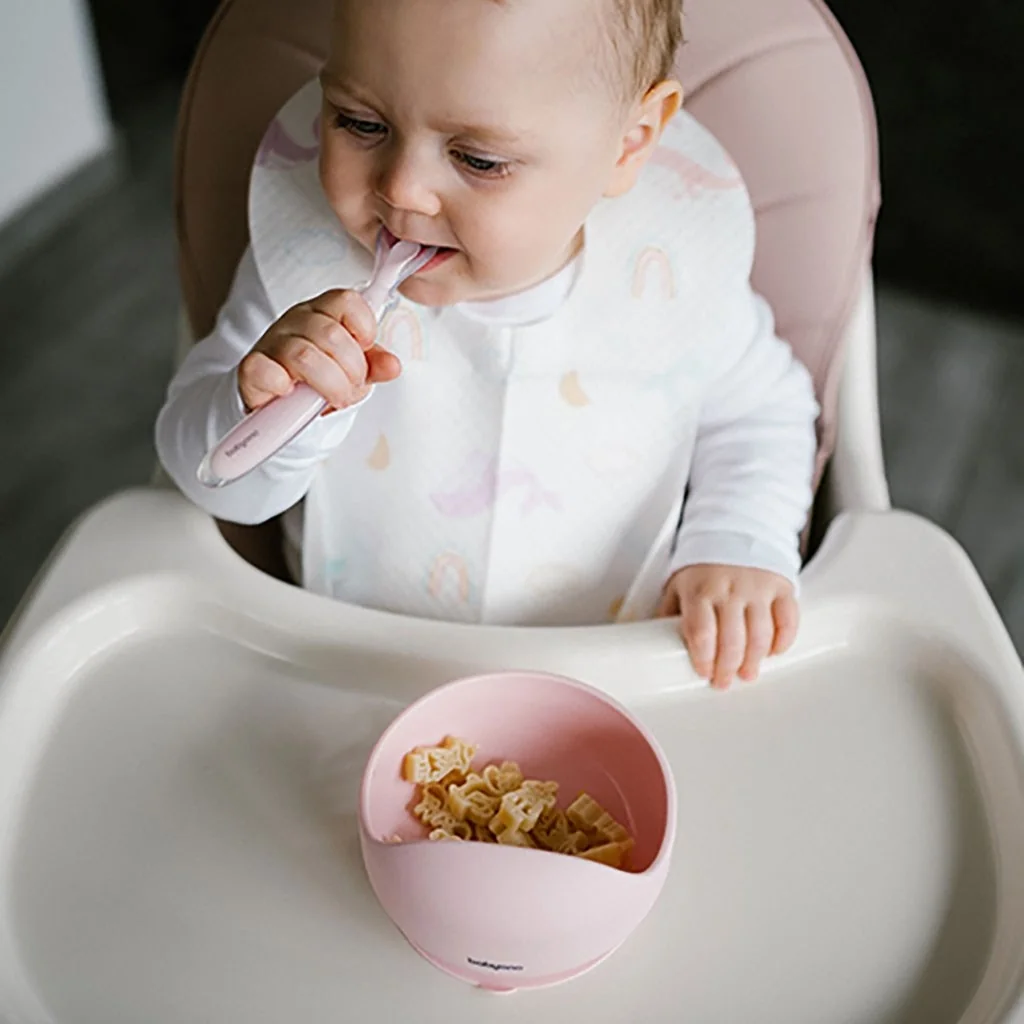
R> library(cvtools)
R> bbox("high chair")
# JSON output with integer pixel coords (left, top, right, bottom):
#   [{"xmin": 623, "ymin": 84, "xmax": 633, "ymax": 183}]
[{"xmin": 0, "ymin": 0, "xmax": 1022, "ymax": 1021}]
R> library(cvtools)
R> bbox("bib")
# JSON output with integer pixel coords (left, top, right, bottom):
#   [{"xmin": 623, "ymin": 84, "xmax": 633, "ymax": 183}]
[{"xmin": 249, "ymin": 80, "xmax": 757, "ymax": 625}]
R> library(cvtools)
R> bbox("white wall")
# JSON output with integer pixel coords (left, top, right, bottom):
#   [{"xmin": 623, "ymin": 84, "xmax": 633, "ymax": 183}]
[{"xmin": 0, "ymin": 0, "xmax": 113, "ymax": 226}]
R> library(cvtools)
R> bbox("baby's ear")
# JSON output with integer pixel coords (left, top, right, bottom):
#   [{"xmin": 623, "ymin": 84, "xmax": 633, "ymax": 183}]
[{"xmin": 605, "ymin": 80, "xmax": 683, "ymax": 198}]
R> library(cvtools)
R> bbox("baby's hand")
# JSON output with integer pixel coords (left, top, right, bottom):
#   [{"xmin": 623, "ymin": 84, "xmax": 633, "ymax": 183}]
[
  {"xmin": 658, "ymin": 565, "xmax": 799, "ymax": 689},
  {"xmin": 238, "ymin": 289, "xmax": 401, "ymax": 413}
]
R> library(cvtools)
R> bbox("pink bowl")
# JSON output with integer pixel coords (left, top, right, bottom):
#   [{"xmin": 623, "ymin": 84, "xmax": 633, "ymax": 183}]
[{"xmin": 358, "ymin": 671, "xmax": 677, "ymax": 991}]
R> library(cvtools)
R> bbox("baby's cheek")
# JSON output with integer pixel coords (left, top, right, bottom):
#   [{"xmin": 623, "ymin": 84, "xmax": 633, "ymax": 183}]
[
  {"xmin": 320, "ymin": 157, "xmax": 371, "ymax": 229},
  {"xmin": 458, "ymin": 221, "xmax": 524, "ymax": 279},
  {"xmin": 465, "ymin": 201, "xmax": 566, "ymax": 282}
]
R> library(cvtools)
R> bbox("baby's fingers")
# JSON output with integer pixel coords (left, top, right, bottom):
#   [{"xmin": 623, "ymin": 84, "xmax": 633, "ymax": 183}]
[
  {"xmin": 772, "ymin": 594, "xmax": 800, "ymax": 655},
  {"xmin": 299, "ymin": 314, "xmax": 370, "ymax": 385},
  {"xmin": 712, "ymin": 601, "xmax": 746, "ymax": 689},
  {"xmin": 309, "ymin": 289, "xmax": 377, "ymax": 350},
  {"xmin": 239, "ymin": 351, "xmax": 294, "ymax": 411},
  {"xmin": 680, "ymin": 598, "xmax": 716, "ymax": 680},
  {"xmin": 279, "ymin": 337, "xmax": 361, "ymax": 410},
  {"xmin": 738, "ymin": 603, "xmax": 774, "ymax": 683}
]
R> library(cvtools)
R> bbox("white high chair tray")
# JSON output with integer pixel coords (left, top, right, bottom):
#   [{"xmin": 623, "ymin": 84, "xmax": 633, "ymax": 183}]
[{"xmin": 1, "ymin": 490, "xmax": 1023, "ymax": 1024}]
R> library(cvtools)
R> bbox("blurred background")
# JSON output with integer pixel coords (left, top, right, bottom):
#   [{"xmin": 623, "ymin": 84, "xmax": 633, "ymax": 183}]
[{"xmin": 0, "ymin": 0, "xmax": 1022, "ymax": 649}]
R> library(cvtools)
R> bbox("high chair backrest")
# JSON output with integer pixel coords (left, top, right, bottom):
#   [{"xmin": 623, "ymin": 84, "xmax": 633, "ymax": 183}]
[{"xmin": 174, "ymin": 0, "xmax": 879, "ymax": 575}]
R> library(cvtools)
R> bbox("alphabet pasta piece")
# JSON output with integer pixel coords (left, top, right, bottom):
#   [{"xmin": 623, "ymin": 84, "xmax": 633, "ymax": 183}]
[
  {"xmin": 481, "ymin": 762, "xmax": 525, "ymax": 796},
  {"xmin": 533, "ymin": 809, "xmax": 591, "ymax": 855},
  {"xmin": 496, "ymin": 826, "xmax": 537, "ymax": 849},
  {"xmin": 403, "ymin": 736, "xmax": 478, "ymax": 786},
  {"xmin": 414, "ymin": 784, "xmax": 472, "ymax": 839},
  {"xmin": 566, "ymin": 793, "xmax": 630, "ymax": 845},
  {"xmin": 447, "ymin": 775, "xmax": 501, "ymax": 826},
  {"xmin": 491, "ymin": 788, "xmax": 549, "ymax": 836},
  {"xmin": 429, "ymin": 828, "xmax": 466, "ymax": 842},
  {"xmin": 578, "ymin": 838, "xmax": 635, "ymax": 869}
]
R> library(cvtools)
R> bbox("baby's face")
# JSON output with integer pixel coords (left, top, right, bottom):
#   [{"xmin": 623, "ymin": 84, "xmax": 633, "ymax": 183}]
[{"xmin": 319, "ymin": 0, "xmax": 630, "ymax": 306}]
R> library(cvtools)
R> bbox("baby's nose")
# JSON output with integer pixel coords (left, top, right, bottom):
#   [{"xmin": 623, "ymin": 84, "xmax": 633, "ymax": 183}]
[{"xmin": 374, "ymin": 144, "xmax": 442, "ymax": 219}]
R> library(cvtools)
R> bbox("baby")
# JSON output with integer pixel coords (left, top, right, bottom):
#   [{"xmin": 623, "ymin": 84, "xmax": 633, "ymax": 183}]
[{"xmin": 157, "ymin": 0, "xmax": 819, "ymax": 688}]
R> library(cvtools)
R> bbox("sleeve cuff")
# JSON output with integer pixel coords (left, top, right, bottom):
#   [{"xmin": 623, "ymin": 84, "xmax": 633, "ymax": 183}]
[{"xmin": 669, "ymin": 529, "xmax": 802, "ymax": 588}]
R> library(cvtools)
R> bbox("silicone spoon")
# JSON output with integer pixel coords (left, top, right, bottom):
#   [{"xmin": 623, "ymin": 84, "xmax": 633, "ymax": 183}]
[{"xmin": 198, "ymin": 231, "xmax": 437, "ymax": 488}]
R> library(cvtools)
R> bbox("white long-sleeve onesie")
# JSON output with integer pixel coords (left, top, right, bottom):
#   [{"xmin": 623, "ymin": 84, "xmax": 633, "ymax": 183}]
[{"xmin": 157, "ymin": 103, "xmax": 819, "ymax": 626}]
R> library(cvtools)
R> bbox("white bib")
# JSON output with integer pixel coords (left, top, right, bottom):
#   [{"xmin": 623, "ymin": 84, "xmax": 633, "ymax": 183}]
[{"xmin": 249, "ymin": 80, "xmax": 756, "ymax": 626}]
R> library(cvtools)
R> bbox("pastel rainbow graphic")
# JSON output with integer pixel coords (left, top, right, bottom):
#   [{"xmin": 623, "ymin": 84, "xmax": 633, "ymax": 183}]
[
  {"xmin": 428, "ymin": 553, "xmax": 471, "ymax": 605},
  {"xmin": 632, "ymin": 247, "xmax": 676, "ymax": 300},
  {"xmin": 255, "ymin": 117, "xmax": 319, "ymax": 169},
  {"xmin": 430, "ymin": 452, "xmax": 562, "ymax": 518},
  {"xmin": 650, "ymin": 146, "xmax": 743, "ymax": 198},
  {"xmin": 380, "ymin": 307, "xmax": 425, "ymax": 361}
]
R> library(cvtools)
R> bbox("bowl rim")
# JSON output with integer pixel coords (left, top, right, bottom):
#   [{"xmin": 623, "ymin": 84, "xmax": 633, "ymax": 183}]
[{"xmin": 358, "ymin": 669, "xmax": 677, "ymax": 876}]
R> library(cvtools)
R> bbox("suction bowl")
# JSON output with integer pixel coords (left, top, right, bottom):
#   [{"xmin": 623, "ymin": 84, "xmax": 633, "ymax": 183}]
[{"xmin": 358, "ymin": 671, "xmax": 677, "ymax": 991}]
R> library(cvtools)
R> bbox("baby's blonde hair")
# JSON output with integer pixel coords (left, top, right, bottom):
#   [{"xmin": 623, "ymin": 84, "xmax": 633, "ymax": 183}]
[
  {"xmin": 334, "ymin": 0, "xmax": 682, "ymax": 102},
  {"xmin": 483, "ymin": 0, "xmax": 682, "ymax": 100},
  {"xmin": 607, "ymin": 0, "xmax": 684, "ymax": 97}
]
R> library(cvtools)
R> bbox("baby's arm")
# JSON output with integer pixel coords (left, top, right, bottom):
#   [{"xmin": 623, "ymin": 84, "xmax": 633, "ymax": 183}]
[
  {"xmin": 661, "ymin": 288, "xmax": 819, "ymax": 687},
  {"xmin": 156, "ymin": 247, "xmax": 368, "ymax": 524}
]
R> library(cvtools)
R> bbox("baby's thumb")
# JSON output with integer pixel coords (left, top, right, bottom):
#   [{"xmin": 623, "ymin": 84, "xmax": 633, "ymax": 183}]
[{"xmin": 365, "ymin": 346, "xmax": 403, "ymax": 384}]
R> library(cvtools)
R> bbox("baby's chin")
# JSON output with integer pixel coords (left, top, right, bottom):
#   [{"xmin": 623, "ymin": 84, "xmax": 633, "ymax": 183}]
[
  {"xmin": 397, "ymin": 274, "xmax": 465, "ymax": 308},
  {"xmin": 397, "ymin": 264, "xmax": 513, "ymax": 308},
  {"xmin": 399, "ymin": 255, "xmax": 561, "ymax": 309}
]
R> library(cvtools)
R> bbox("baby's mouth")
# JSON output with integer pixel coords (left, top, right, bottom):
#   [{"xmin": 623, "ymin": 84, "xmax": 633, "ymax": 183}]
[
  {"xmin": 419, "ymin": 248, "xmax": 458, "ymax": 273},
  {"xmin": 380, "ymin": 226, "xmax": 458, "ymax": 274}
]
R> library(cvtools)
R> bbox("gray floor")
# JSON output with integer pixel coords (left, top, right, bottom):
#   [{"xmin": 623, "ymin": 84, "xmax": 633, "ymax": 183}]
[{"xmin": 1, "ymin": 90, "xmax": 1022, "ymax": 654}]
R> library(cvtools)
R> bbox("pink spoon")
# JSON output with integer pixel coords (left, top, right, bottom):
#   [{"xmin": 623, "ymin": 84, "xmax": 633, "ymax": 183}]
[{"xmin": 198, "ymin": 231, "xmax": 437, "ymax": 488}]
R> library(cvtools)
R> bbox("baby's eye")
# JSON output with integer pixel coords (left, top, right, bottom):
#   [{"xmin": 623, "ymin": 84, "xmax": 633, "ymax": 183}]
[
  {"xmin": 333, "ymin": 110, "xmax": 388, "ymax": 139},
  {"xmin": 453, "ymin": 150, "xmax": 512, "ymax": 179}
]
